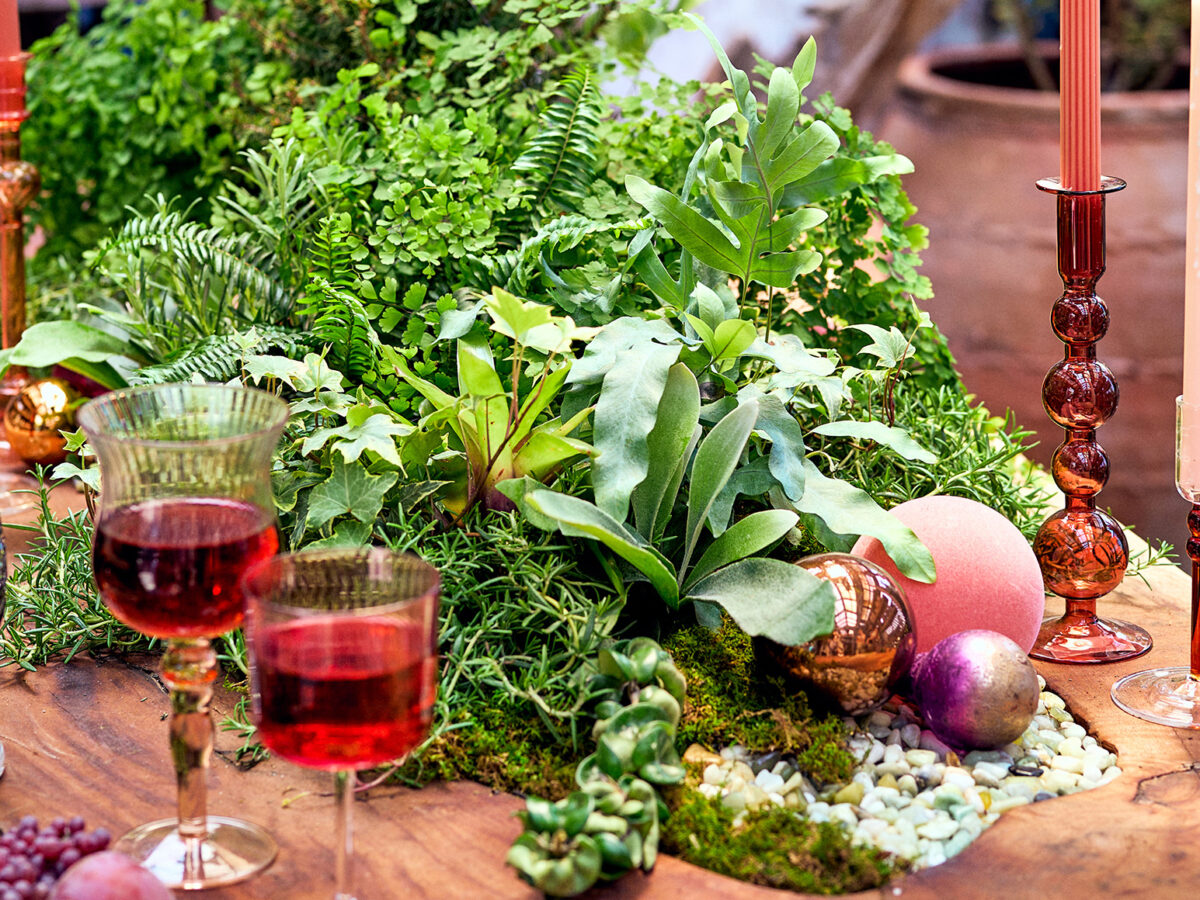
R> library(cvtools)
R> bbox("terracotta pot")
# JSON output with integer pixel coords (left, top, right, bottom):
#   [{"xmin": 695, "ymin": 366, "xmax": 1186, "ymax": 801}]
[{"xmin": 878, "ymin": 44, "xmax": 1188, "ymax": 554}]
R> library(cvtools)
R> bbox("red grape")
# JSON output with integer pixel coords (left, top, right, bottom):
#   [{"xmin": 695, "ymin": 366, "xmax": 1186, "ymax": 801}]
[{"xmin": 0, "ymin": 817, "xmax": 119, "ymax": 894}]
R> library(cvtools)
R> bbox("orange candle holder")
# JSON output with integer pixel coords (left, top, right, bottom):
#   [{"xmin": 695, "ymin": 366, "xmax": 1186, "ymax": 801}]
[
  {"xmin": 0, "ymin": 52, "xmax": 42, "ymax": 510},
  {"xmin": 1029, "ymin": 175, "xmax": 1152, "ymax": 663}
]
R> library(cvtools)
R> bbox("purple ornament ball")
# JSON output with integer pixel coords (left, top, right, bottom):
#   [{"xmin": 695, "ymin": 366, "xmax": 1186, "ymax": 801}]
[
  {"xmin": 915, "ymin": 629, "xmax": 1039, "ymax": 750},
  {"xmin": 851, "ymin": 495, "xmax": 1045, "ymax": 654}
]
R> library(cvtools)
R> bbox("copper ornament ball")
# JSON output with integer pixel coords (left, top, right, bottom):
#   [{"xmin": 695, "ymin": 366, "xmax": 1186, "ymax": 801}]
[
  {"xmin": 3, "ymin": 377, "xmax": 81, "ymax": 466},
  {"xmin": 757, "ymin": 552, "xmax": 917, "ymax": 715}
]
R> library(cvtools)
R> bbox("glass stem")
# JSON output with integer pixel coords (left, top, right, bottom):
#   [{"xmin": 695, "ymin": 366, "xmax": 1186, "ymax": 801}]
[
  {"xmin": 161, "ymin": 638, "xmax": 218, "ymax": 884},
  {"xmin": 334, "ymin": 769, "xmax": 355, "ymax": 900}
]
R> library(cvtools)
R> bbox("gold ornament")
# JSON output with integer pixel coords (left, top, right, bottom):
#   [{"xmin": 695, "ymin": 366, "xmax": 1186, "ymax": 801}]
[
  {"xmin": 757, "ymin": 553, "xmax": 916, "ymax": 714},
  {"xmin": 3, "ymin": 377, "xmax": 81, "ymax": 466}
]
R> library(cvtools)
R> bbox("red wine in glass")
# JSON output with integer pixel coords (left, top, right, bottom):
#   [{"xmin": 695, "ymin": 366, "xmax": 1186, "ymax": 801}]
[
  {"xmin": 255, "ymin": 618, "xmax": 436, "ymax": 770},
  {"xmin": 93, "ymin": 497, "xmax": 280, "ymax": 639}
]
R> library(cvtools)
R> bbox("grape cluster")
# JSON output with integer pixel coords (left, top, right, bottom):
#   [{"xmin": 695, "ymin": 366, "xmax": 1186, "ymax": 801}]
[{"xmin": 0, "ymin": 816, "xmax": 111, "ymax": 900}]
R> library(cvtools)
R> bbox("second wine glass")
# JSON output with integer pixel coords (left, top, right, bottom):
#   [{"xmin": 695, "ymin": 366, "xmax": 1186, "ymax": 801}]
[{"xmin": 242, "ymin": 548, "xmax": 440, "ymax": 900}]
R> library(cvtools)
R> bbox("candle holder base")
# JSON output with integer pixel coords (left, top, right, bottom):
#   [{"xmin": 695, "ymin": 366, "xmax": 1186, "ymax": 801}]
[
  {"xmin": 1030, "ymin": 612, "xmax": 1152, "ymax": 664},
  {"xmin": 1111, "ymin": 667, "xmax": 1200, "ymax": 728}
]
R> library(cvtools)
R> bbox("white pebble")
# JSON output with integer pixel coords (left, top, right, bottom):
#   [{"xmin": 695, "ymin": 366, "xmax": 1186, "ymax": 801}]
[
  {"xmin": 900, "ymin": 724, "xmax": 922, "ymax": 748},
  {"xmin": 906, "ymin": 749, "xmax": 938, "ymax": 768},
  {"xmin": 1050, "ymin": 755, "xmax": 1085, "ymax": 774}
]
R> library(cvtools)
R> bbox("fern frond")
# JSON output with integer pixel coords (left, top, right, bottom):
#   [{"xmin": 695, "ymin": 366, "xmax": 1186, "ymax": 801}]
[
  {"xmin": 462, "ymin": 215, "xmax": 652, "ymax": 294},
  {"xmin": 99, "ymin": 198, "xmax": 295, "ymax": 325},
  {"xmin": 511, "ymin": 66, "xmax": 603, "ymax": 213},
  {"xmin": 129, "ymin": 326, "xmax": 316, "ymax": 385},
  {"xmin": 299, "ymin": 278, "xmax": 381, "ymax": 380}
]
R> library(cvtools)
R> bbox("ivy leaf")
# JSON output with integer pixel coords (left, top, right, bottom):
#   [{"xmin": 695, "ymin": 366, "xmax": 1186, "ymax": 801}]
[
  {"xmin": 849, "ymin": 324, "xmax": 914, "ymax": 369},
  {"xmin": 301, "ymin": 410, "xmax": 411, "ymax": 466},
  {"xmin": 307, "ymin": 457, "xmax": 399, "ymax": 529}
]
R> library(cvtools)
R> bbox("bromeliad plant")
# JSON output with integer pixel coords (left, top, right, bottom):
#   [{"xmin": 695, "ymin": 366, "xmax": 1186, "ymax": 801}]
[{"xmin": 391, "ymin": 289, "xmax": 596, "ymax": 518}]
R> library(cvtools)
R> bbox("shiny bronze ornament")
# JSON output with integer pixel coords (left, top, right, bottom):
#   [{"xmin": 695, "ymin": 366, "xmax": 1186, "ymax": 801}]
[
  {"xmin": 3, "ymin": 376, "xmax": 81, "ymax": 466},
  {"xmin": 757, "ymin": 552, "xmax": 916, "ymax": 715}
]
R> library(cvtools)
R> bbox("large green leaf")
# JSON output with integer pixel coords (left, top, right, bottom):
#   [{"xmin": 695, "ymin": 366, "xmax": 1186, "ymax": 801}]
[
  {"xmin": 686, "ymin": 557, "xmax": 836, "ymax": 645},
  {"xmin": 787, "ymin": 459, "xmax": 936, "ymax": 583},
  {"xmin": 567, "ymin": 316, "xmax": 681, "ymax": 386},
  {"xmin": 682, "ymin": 509, "xmax": 798, "ymax": 592},
  {"xmin": 592, "ymin": 340, "xmax": 681, "ymax": 522},
  {"xmin": 681, "ymin": 399, "xmax": 758, "ymax": 579},
  {"xmin": 9, "ymin": 321, "xmax": 130, "ymax": 367},
  {"xmin": 456, "ymin": 334, "xmax": 503, "ymax": 398},
  {"xmin": 524, "ymin": 489, "xmax": 680, "ymax": 607},
  {"xmin": 631, "ymin": 363, "xmax": 700, "ymax": 539},
  {"xmin": 626, "ymin": 175, "xmax": 744, "ymax": 275},
  {"xmin": 813, "ymin": 420, "xmax": 937, "ymax": 463},
  {"xmin": 740, "ymin": 387, "xmax": 806, "ymax": 501}
]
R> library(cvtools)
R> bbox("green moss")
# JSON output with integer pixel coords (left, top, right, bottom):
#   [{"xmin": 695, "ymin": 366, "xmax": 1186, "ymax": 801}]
[
  {"xmin": 661, "ymin": 623, "xmax": 855, "ymax": 784},
  {"xmin": 401, "ymin": 702, "xmax": 578, "ymax": 799},
  {"xmin": 661, "ymin": 791, "xmax": 898, "ymax": 894}
]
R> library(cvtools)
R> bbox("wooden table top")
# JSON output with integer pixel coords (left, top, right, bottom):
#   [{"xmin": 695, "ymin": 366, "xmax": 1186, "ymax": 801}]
[{"xmin": 3, "ymin": 495, "xmax": 1200, "ymax": 899}]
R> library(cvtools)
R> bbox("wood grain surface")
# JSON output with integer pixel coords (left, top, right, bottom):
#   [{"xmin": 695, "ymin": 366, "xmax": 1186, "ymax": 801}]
[{"xmin": 3, "ymin": 495, "xmax": 1200, "ymax": 898}]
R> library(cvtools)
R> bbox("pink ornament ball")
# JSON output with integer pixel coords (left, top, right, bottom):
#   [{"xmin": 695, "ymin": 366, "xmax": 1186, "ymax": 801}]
[
  {"xmin": 914, "ymin": 629, "xmax": 1039, "ymax": 750},
  {"xmin": 851, "ymin": 495, "xmax": 1044, "ymax": 655}
]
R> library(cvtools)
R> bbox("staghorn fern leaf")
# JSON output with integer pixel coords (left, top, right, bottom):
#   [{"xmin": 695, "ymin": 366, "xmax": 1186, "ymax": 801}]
[
  {"xmin": 130, "ymin": 326, "xmax": 316, "ymax": 385},
  {"xmin": 512, "ymin": 66, "xmax": 603, "ymax": 213}
]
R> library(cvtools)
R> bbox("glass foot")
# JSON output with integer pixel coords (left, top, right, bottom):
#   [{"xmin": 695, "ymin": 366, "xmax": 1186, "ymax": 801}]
[
  {"xmin": 1111, "ymin": 667, "xmax": 1200, "ymax": 728},
  {"xmin": 1028, "ymin": 613, "xmax": 1152, "ymax": 663},
  {"xmin": 115, "ymin": 815, "xmax": 277, "ymax": 890}
]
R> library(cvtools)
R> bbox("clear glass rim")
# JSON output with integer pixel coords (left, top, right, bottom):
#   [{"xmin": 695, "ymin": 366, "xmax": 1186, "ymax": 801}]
[
  {"xmin": 241, "ymin": 547, "xmax": 441, "ymax": 618},
  {"xmin": 77, "ymin": 382, "xmax": 289, "ymax": 450}
]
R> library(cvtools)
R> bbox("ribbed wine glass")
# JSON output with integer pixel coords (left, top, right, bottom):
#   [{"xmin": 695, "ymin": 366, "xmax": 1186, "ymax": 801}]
[{"xmin": 79, "ymin": 383, "xmax": 286, "ymax": 889}]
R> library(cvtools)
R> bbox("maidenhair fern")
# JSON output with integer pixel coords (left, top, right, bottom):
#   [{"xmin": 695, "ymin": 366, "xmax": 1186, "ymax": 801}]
[{"xmin": 511, "ymin": 66, "xmax": 603, "ymax": 214}]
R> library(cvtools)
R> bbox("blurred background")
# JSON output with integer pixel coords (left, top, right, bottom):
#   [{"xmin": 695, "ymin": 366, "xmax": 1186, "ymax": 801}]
[{"xmin": 12, "ymin": 0, "xmax": 1191, "ymax": 559}]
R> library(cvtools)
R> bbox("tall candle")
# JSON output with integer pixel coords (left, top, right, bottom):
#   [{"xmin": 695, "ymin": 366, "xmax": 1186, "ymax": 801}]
[
  {"xmin": 0, "ymin": 0, "xmax": 18, "ymax": 57},
  {"xmin": 1060, "ymin": 0, "xmax": 1101, "ymax": 190},
  {"xmin": 1181, "ymin": 1, "xmax": 1200, "ymax": 489}
]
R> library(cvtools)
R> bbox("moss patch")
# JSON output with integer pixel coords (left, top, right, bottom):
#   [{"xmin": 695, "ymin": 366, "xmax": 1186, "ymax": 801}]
[
  {"xmin": 402, "ymin": 703, "xmax": 577, "ymax": 799},
  {"xmin": 661, "ymin": 791, "xmax": 898, "ymax": 894},
  {"xmin": 662, "ymin": 623, "xmax": 855, "ymax": 784}
]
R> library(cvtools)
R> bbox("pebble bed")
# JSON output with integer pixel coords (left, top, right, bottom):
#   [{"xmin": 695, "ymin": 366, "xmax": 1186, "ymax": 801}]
[{"xmin": 690, "ymin": 675, "xmax": 1120, "ymax": 870}]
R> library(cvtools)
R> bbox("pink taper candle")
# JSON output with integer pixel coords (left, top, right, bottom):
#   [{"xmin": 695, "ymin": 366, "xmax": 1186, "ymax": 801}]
[
  {"xmin": 1060, "ymin": 0, "xmax": 1101, "ymax": 190},
  {"xmin": 0, "ymin": 0, "xmax": 18, "ymax": 57},
  {"xmin": 1181, "ymin": 1, "xmax": 1200, "ymax": 488}
]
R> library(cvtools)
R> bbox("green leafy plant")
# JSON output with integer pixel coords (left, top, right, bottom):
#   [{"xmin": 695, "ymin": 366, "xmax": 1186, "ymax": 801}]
[{"xmin": 393, "ymin": 290, "xmax": 595, "ymax": 517}]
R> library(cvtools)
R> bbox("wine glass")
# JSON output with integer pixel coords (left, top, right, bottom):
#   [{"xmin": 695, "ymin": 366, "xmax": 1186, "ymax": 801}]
[
  {"xmin": 1111, "ymin": 395, "xmax": 1200, "ymax": 726},
  {"xmin": 241, "ymin": 548, "xmax": 440, "ymax": 900},
  {"xmin": 78, "ymin": 382, "xmax": 286, "ymax": 888}
]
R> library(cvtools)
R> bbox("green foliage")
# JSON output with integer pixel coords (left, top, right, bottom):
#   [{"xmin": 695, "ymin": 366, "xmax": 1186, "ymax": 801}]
[
  {"xmin": 24, "ymin": 0, "xmax": 269, "ymax": 262},
  {"xmin": 509, "ymin": 636, "xmax": 683, "ymax": 897},
  {"xmin": 661, "ymin": 795, "xmax": 897, "ymax": 894},
  {"xmin": 0, "ymin": 483, "xmax": 154, "ymax": 670},
  {"xmin": 662, "ymin": 623, "xmax": 854, "ymax": 784},
  {"xmin": 511, "ymin": 65, "xmax": 603, "ymax": 216}
]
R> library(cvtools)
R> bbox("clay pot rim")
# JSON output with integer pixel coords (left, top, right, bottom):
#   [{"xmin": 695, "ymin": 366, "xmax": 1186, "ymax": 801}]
[{"xmin": 897, "ymin": 41, "xmax": 1187, "ymax": 122}]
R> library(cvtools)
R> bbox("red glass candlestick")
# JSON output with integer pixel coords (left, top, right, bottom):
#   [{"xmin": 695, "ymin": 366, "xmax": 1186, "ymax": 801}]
[
  {"xmin": 1111, "ymin": 399, "xmax": 1200, "ymax": 726},
  {"xmin": 1029, "ymin": 176, "xmax": 1152, "ymax": 663},
  {"xmin": 0, "ymin": 53, "xmax": 40, "ymax": 514}
]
